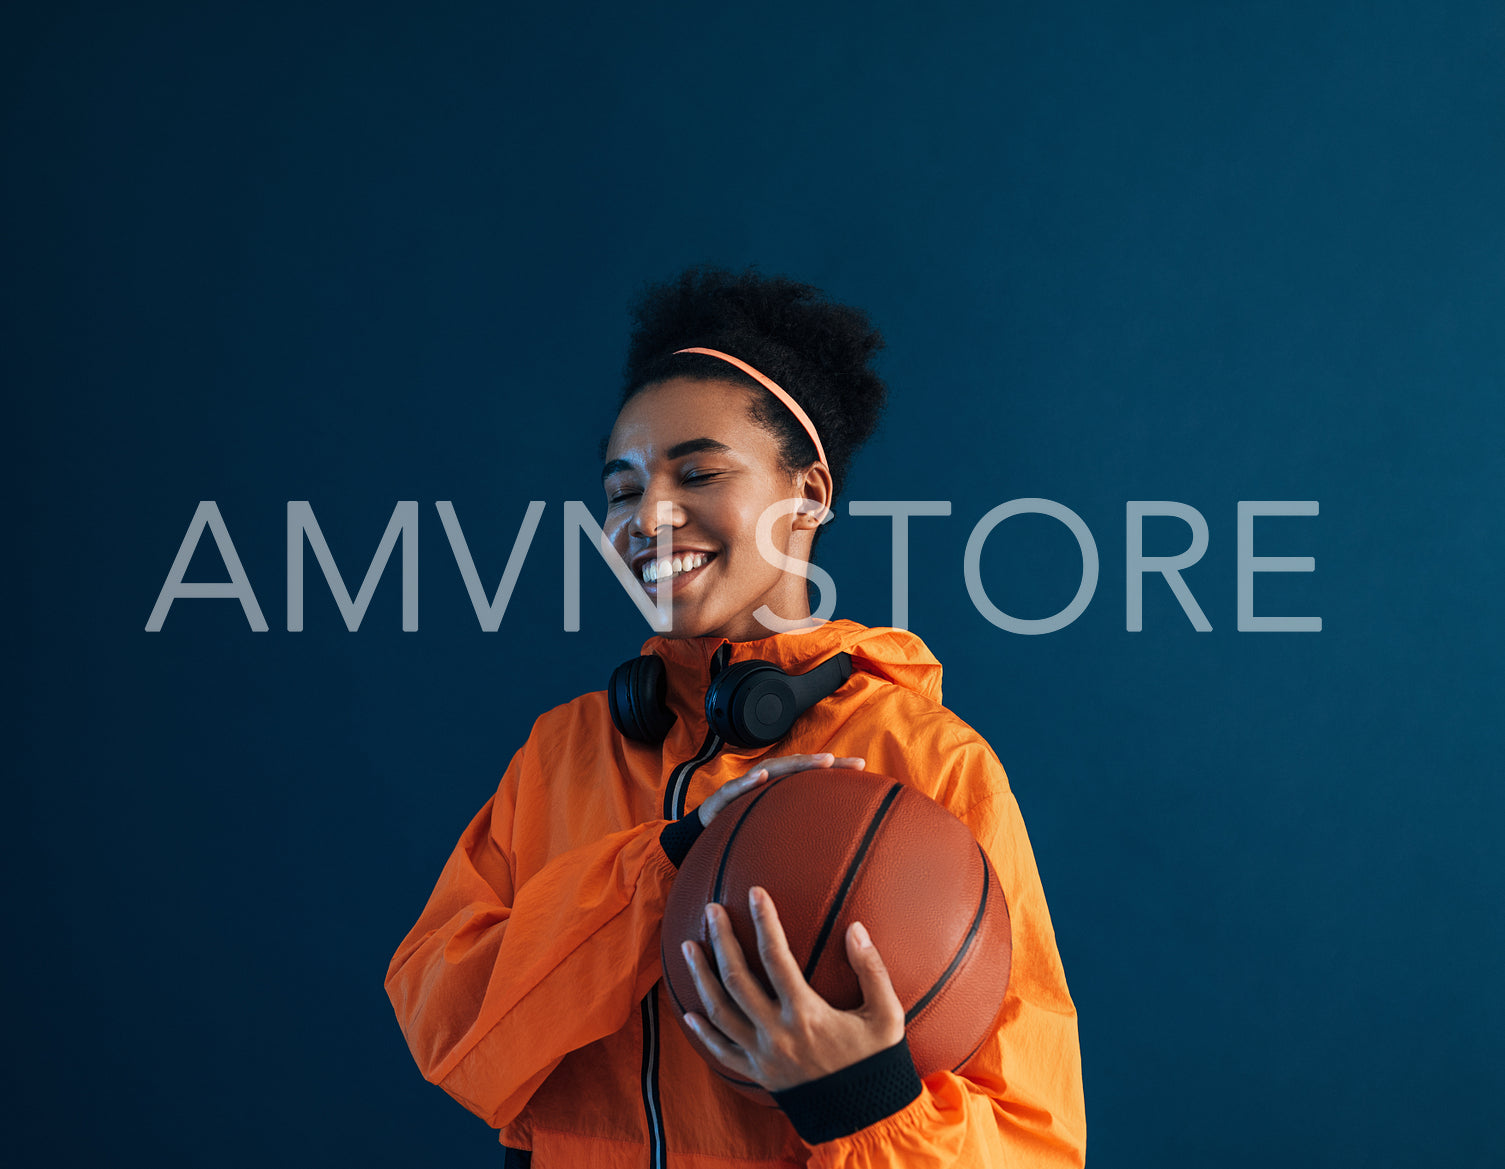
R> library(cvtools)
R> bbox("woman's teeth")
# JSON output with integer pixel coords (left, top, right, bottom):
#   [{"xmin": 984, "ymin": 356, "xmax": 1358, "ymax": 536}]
[{"xmin": 642, "ymin": 552, "xmax": 711, "ymax": 583}]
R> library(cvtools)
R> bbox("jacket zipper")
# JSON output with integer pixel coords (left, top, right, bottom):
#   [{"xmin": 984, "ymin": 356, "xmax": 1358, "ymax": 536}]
[{"xmin": 642, "ymin": 642, "xmax": 731, "ymax": 1169}]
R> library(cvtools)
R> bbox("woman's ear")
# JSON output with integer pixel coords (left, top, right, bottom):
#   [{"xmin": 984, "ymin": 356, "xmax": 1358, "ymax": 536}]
[{"xmin": 792, "ymin": 462, "xmax": 834, "ymax": 529}]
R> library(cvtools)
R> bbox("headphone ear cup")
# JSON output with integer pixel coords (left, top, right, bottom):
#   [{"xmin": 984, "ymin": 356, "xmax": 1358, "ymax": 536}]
[
  {"xmin": 705, "ymin": 659, "xmax": 790, "ymax": 749},
  {"xmin": 706, "ymin": 652, "xmax": 856, "ymax": 750},
  {"xmin": 608, "ymin": 654, "xmax": 676, "ymax": 743}
]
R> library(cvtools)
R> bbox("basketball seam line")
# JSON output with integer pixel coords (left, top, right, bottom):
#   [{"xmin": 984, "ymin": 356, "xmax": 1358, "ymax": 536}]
[
  {"xmin": 906, "ymin": 841, "xmax": 991, "ymax": 1025},
  {"xmin": 802, "ymin": 781, "xmax": 904, "ymax": 985},
  {"xmin": 710, "ymin": 777, "xmax": 786, "ymax": 908},
  {"xmin": 950, "ymin": 1028, "xmax": 992, "ymax": 1075}
]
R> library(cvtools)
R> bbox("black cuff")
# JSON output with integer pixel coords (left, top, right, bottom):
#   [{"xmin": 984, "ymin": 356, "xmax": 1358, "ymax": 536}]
[
  {"xmin": 771, "ymin": 1036, "xmax": 924, "ymax": 1145},
  {"xmin": 658, "ymin": 813, "xmax": 706, "ymax": 868}
]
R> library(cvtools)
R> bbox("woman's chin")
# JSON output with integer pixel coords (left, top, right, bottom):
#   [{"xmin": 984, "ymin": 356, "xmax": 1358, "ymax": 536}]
[
  {"xmin": 660, "ymin": 614, "xmax": 718, "ymax": 640},
  {"xmin": 640, "ymin": 593, "xmax": 706, "ymax": 639},
  {"xmin": 660, "ymin": 605, "xmax": 747, "ymax": 643}
]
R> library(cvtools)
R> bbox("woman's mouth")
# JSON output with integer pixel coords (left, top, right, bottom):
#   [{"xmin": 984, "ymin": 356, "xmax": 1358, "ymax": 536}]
[{"xmin": 640, "ymin": 551, "xmax": 716, "ymax": 594}]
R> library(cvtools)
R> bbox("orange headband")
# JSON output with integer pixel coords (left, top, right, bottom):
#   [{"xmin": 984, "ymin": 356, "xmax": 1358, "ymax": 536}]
[{"xmin": 673, "ymin": 347, "xmax": 829, "ymax": 470}]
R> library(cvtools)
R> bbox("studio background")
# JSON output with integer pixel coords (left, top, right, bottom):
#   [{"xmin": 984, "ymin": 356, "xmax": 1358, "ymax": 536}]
[{"xmin": 8, "ymin": 2, "xmax": 1501, "ymax": 1166}]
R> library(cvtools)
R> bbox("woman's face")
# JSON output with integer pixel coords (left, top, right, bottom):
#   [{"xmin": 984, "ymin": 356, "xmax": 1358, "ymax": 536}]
[{"xmin": 601, "ymin": 376, "xmax": 831, "ymax": 642}]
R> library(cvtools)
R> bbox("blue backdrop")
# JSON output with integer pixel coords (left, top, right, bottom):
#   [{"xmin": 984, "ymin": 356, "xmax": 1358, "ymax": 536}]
[{"xmin": 8, "ymin": 2, "xmax": 1502, "ymax": 1165}]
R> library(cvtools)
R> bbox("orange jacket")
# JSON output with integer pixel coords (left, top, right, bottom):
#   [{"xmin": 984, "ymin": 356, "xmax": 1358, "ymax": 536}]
[{"xmin": 385, "ymin": 619, "xmax": 1086, "ymax": 1167}]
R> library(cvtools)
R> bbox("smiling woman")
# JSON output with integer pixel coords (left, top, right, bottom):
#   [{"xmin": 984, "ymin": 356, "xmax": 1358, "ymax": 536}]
[
  {"xmin": 384, "ymin": 264, "xmax": 1087, "ymax": 1168},
  {"xmin": 600, "ymin": 377, "xmax": 830, "ymax": 641}
]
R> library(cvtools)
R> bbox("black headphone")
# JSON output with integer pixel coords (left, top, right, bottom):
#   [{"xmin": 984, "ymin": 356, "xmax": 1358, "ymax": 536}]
[{"xmin": 608, "ymin": 651, "xmax": 854, "ymax": 749}]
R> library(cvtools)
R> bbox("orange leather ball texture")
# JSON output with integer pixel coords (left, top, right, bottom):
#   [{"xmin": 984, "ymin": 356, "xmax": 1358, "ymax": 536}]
[{"xmin": 661, "ymin": 767, "xmax": 1013, "ymax": 1105}]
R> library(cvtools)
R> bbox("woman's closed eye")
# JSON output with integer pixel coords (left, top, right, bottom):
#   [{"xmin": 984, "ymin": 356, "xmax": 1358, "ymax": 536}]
[{"xmin": 608, "ymin": 471, "xmax": 723, "ymax": 505}]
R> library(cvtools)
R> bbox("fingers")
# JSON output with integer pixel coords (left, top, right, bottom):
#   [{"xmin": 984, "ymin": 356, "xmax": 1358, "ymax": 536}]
[
  {"xmin": 748, "ymin": 887, "xmax": 813, "ymax": 1008},
  {"xmin": 681, "ymin": 1009, "xmax": 754, "ymax": 1078},
  {"xmin": 681, "ymin": 934, "xmax": 757, "ymax": 1049},
  {"xmin": 846, "ymin": 922, "xmax": 906, "ymax": 1044},
  {"xmin": 699, "ymin": 754, "xmax": 869, "ymax": 828},
  {"xmin": 757, "ymin": 752, "xmax": 837, "ymax": 778},
  {"xmin": 758, "ymin": 752, "xmax": 866, "ymax": 778},
  {"xmin": 685, "ymin": 907, "xmax": 910, "ymax": 1093},
  {"xmin": 701, "ymin": 902, "xmax": 777, "ymax": 1029},
  {"xmin": 699, "ymin": 768, "xmax": 768, "ymax": 827}
]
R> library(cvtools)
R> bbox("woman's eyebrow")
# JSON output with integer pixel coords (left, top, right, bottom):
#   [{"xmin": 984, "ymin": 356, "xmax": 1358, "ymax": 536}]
[
  {"xmin": 666, "ymin": 436, "xmax": 732, "ymax": 459},
  {"xmin": 601, "ymin": 437, "xmax": 732, "ymax": 481}
]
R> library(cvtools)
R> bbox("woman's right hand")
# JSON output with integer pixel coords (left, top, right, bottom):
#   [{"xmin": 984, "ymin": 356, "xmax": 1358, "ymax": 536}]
[{"xmin": 697, "ymin": 752, "xmax": 866, "ymax": 828}]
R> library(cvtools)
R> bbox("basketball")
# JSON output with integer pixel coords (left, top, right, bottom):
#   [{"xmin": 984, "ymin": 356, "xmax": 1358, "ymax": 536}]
[{"xmin": 661, "ymin": 766, "xmax": 1012, "ymax": 1104}]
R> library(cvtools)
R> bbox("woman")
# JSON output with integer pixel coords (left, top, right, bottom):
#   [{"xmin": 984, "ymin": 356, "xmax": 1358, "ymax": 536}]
[{"xmin": 385, "ymin": 265, "xmax": 1086, "ymax": 1167}]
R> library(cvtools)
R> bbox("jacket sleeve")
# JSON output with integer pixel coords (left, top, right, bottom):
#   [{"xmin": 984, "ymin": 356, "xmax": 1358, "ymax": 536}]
[
  {"xmin": 794, "ymin": 742, "xmax": 1087, "ymax": 1168},
  {"xmin": 383, "ymin": 737, "xmax": 681, "ymax": 1129}
]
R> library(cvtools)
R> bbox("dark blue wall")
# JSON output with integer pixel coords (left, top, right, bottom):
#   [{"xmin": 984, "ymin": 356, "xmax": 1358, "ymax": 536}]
[{"xmin": 8, "ymin": 2, "xmax": 1502, "ymax": 1165}]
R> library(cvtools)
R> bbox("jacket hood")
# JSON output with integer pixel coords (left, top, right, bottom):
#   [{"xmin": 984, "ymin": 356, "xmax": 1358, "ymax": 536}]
[{"xmin": 639, "ymin": 617, "xmax": 944, "ymax": 710}]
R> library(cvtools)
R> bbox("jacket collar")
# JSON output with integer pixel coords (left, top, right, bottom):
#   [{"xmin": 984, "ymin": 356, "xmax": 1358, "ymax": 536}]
[{"xmin": 639, "ymin": 618, "xmax": 945, "ymax": 724}]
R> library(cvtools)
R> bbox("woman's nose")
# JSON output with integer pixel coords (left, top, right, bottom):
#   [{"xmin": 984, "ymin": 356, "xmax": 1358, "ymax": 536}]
[{"xmin": 630, "ymin": 493, "xmax": 682, "ymax": 540}]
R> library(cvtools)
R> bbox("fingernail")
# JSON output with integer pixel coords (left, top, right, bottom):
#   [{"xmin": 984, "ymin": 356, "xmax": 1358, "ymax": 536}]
[
  {"xmin": 681, "ymin": 940, "xmax": 693, "ymax": 960},
  {"xmin": 749, "ymin": 886, "xmax": 763, "ymax": 910},
  {"xmin": 704, "ymin": 903, "xmax": 716, "ymax": 927},
  {"xmin": 852, "ymin": 921, "xmax": 871, "ymax": 948}
]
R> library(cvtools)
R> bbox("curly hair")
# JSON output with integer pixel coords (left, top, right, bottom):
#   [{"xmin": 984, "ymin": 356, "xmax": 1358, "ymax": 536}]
[{"xmin": 600, "ymin": 262, "xmax": 889, "ymax": 557}]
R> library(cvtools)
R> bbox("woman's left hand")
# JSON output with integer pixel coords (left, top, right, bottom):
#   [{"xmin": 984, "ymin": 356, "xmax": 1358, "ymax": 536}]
[{"xmin": 680, "ymin": 886, "xmax": 906, "ymax": 1092}]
